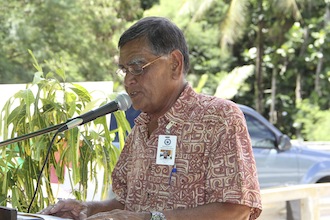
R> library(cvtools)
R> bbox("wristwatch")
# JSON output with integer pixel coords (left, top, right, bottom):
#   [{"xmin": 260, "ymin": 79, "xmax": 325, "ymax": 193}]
[{"xmin": 150, "ymin": 211, "xmax": 167, "ymax": 220}]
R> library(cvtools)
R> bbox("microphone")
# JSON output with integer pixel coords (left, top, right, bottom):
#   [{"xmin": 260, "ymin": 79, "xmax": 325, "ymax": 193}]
[{"xmin": 58, "ymin": 93, "xmax": 132, "ymax": 132}]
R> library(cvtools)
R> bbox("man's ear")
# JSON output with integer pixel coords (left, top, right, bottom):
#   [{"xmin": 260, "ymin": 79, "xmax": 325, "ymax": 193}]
[{"xmin": 170, "ymin": 49, "xmax": 184, "ymax": 79}]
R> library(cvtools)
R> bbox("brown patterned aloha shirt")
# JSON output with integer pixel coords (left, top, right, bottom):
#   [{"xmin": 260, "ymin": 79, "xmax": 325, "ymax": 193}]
[{"xmin": 112, "ymin": 84, "xmax": 262, "ymax": 219}]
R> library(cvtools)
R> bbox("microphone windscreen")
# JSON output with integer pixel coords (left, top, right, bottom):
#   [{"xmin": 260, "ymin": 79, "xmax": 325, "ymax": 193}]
[{"xmin": 116, "ymin": 93, "xmax": 132, "ymax": 111}]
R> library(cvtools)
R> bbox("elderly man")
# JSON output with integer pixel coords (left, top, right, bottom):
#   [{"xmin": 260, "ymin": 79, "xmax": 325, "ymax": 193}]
[{"xmin": 40, "ymin": 16, "xmax": 262, "ymax": 220}]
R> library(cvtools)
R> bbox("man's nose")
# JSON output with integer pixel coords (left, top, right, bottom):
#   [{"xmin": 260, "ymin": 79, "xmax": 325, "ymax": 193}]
[{"xmin": 123, "ymin": 73, "xmax": 137, "ymax": 86}]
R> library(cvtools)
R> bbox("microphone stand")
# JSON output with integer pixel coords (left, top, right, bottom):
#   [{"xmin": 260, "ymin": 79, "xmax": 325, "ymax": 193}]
[
  {"xmin": 0, "ymin": 93, "xmax": 132, "ymax": 147},
  {"xmin": 0, "ymin": 122, "xmax": 66, "ymax": 147}
]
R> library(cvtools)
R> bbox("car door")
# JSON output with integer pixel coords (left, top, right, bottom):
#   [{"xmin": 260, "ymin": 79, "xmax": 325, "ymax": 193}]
[{"xmin": 243, "ymin": 113, "xmax": 300, "ymax": 189}]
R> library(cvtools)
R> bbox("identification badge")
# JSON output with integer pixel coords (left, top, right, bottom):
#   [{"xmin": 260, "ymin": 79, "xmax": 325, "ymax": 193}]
[{"xmin": 156, "ymin": 135, "xmax": 177, "ymax": 165}]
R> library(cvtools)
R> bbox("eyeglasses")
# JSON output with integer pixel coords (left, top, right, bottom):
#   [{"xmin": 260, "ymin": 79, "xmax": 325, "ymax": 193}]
[{"xmin": 116, "ymin": 56, "xmax": 163, "ymax": 77}]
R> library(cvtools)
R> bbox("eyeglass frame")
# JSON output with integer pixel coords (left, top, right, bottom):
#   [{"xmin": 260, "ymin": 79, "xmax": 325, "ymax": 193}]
[{"xmin": 116, "ymin": 56, "xmax": 164, "ymax": 77}]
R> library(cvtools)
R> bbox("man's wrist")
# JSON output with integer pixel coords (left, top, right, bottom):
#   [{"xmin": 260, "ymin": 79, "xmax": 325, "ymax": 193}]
[{"xmin": 150, "ymin": 211, "xmax": 167, "ymax": 220}]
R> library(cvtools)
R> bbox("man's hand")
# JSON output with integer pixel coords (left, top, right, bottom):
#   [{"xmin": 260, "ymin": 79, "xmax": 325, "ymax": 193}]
[
  {"xmin": 38, "ymin": 199, "xmax": 88, "ymax": 220},
  {"xmin": 87, "ymin": 209, "xmax": 150, "ymax": 220}
]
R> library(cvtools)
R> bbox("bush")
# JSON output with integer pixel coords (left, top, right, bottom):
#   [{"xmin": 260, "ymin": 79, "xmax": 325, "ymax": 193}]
[{"xmin": 0, "ymin": 51, "xmax": 130, "ymax": 213}]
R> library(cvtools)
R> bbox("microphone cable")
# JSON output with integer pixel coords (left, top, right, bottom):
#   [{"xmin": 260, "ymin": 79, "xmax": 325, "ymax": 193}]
[
  {"xmin": 27, "ymin": 124, "xmax": 66, "ymax": 213},
  {"xmin": 26, "ymin": 93, "xmax": 131, "ymax": 212}
]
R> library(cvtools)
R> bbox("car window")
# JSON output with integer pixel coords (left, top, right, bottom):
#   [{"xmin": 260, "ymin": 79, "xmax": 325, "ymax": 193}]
[{"xmin": 244, "ymin": 114, "xmax": 277, "ymax": 149}]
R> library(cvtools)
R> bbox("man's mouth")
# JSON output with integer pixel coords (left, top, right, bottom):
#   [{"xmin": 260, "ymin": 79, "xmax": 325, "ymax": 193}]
[{"xmin": 129, "ymin": 91, "xmax": 138, "ymax": 98}]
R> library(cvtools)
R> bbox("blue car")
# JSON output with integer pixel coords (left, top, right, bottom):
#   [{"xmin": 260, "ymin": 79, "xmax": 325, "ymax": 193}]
[
  {"xmin": 240, "ymin": 104, "xmax": 330, "ymax": 189},
  {"xmin": 111, "ymin": 104, "xmax": 330, "ymax": 189}
]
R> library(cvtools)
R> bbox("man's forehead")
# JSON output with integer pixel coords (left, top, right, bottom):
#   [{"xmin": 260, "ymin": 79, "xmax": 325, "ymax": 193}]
[{"xmin": 119, "ymin": 44, "xmax": 154, "ymax": 65}]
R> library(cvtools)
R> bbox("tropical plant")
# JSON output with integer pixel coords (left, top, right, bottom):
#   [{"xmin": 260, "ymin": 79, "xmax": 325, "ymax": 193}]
[{"xmin": 0, "ymin": 52, "xmax": 131, "ymax": 213}]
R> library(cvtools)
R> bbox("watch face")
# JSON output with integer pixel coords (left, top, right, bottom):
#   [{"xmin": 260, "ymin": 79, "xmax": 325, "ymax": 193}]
[{"xmin": 151, "ymin": 211, "xmax": 166, "ymax": 220}]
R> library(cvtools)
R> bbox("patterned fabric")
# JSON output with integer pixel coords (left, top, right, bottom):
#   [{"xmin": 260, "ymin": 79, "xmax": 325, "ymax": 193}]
[{"xmin": 112, "ymin": 84, "xmax": 262, "ymax": 219}]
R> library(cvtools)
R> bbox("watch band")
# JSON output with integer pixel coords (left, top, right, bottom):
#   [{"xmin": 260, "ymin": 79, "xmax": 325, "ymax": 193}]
[{"xmin": 150, "ymin": 211, "xmax": 167, "ymax": 220}]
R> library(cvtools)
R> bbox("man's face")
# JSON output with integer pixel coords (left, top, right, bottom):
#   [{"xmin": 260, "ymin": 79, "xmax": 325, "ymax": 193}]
[{"xmin": 119, "ymin": 38, "xmax": 177, "ymax": 116}]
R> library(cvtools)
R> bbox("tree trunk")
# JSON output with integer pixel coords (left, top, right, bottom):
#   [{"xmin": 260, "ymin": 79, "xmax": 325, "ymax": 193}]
[
  {"xmin": 270, "ymin": 60, "xmax": 288, "ymax": 124},
  {"xmin": 295, "ymin": 26, "xmax": 309, "ymax": 103},
  {"xmin": 315, "ymin": 51, "xmax": 323, "ymax": 97},
  {"xmin": 295, "ymin": 73, "xmax": 302, "ymax": 103},
  {"xmin": 270, "ymin": 67, "xmax": 277, "ymax": 124},
  {"xmin": 255, "ymin": 0, "xmax": 264, "ymax": 113},
  {"xmin": 314, "ymin": 4, "xmax": 330, "ymax": 96}
]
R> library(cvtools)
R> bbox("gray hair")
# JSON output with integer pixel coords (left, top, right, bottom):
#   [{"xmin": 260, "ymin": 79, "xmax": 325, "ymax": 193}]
[{"xmin": 118, "ymin": 16, "xmax": 190, "ymax": 74}]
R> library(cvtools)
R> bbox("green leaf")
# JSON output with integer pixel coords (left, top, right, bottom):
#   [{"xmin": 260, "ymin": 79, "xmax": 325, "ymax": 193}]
[
  {"xmin": 70, "ymin": 84, "xmax": 92, "ymax": 103},
  {"xmin": 28, "ymin": 50, "xmax": 43, "ymax": 72}
]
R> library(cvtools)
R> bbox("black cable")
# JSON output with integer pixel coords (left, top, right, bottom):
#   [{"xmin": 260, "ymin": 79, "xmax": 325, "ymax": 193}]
[{"xmin": 27, "ymin": 126, "xmax": 63, "ymax": 213}]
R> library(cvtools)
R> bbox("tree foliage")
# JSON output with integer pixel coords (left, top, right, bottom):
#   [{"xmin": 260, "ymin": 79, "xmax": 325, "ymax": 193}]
[
  {"xmin": 1, "ymin": 0, "xmax": 330, "ymax": 140},
  {"xmin": 152, "ymin": 0, "xmax": 330, "ymax": 141},
  {"xmin": 0, "ymin": 0, "xmax": 143, "ymax": 84}
]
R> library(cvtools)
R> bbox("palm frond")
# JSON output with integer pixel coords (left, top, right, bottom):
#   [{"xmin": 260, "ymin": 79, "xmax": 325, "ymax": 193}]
[
  {"xmin": 273, "ymin": 0, "xmax": 302, "ymax": 20},
  {"xmin": 220, "ymin": 0, "xmax": 250, "ymax": 50}
]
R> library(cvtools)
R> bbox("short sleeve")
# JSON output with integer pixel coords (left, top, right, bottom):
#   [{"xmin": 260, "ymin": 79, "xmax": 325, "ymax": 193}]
[{"xmin": 204, "ymin": 103, "xmax": 262, "ymax": 219}]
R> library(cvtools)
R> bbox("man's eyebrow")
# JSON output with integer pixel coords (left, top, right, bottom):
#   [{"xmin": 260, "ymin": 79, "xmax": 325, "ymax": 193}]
[
  {"xmin": 117, "ymin": 57, "xmax": 145, "ymax": 68},
  {"xmin": 127, "ymin": 57, "xmax": 145, "ymax": 65}
]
